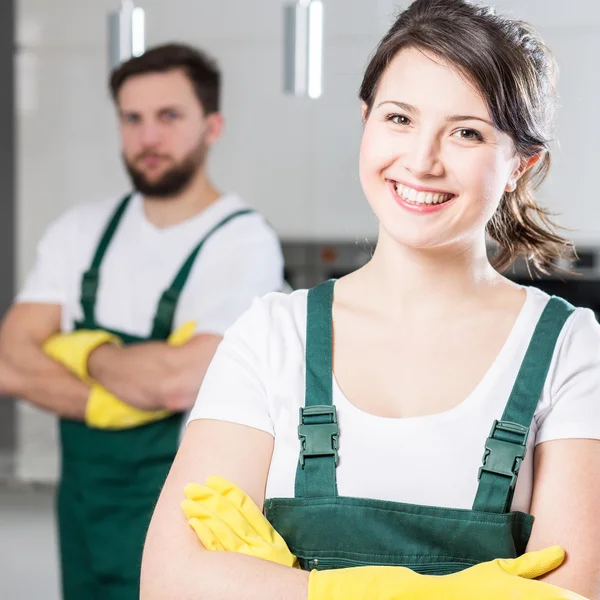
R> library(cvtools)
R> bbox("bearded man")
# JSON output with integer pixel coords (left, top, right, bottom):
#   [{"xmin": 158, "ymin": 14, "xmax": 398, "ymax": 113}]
[{"xmin": 0, "ymin": 43, "xmax": 283, "ymax": 600}]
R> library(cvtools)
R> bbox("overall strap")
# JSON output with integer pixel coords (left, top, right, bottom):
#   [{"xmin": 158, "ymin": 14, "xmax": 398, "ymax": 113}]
[
  {"xmin": 472, "ymin": 296, "xmax": 576, "ymax": 513},
  {"xmin": 79, "ymin": 194, "xmax": 132, "ymax": 327},
  {"xmin": 294, "ymin": 279, "xmax": 339, "ymax": 498},
  {"xmin": 150, "ymin": 209, "xmax": 255, "ymax": 340}
]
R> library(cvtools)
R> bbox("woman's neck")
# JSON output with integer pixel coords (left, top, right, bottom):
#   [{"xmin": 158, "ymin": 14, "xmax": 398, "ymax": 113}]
[{"xmin": 356, "ymin": 228, "xmax": 501, "ymax": 319}]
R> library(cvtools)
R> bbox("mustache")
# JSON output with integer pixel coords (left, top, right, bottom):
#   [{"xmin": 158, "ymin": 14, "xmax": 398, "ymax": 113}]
[{"xmin": 134, "ymin": 151, "xmax": 171, "ymax": 161}]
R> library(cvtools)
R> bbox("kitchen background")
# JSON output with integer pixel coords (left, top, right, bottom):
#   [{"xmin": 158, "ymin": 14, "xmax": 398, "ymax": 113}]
[{"xmin": 2, "ymin": 0, "xmax": 600, "ymax": 597}]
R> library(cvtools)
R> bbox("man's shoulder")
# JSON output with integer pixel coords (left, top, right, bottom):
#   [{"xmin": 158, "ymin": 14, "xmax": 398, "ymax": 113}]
[
  {"xmin": 38, "ymin": 194, "xmax": 130, "ymax": 246},
  {"xmin": 204, "ymin": 194, "xmax": 278, "ymax": 246},
  {"xmin": 51, "ymin": 194, "xmax": 131, "ymax": 233}
]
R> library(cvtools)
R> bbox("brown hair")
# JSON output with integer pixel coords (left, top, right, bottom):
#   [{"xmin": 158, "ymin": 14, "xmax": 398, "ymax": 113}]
[
  {"xmin": 110, "ymin": 43, "xmax": 220, "ymax": 115},
  {"xmin": 359, "ymin": 0, "xmax": 573, "ymax": 274}
]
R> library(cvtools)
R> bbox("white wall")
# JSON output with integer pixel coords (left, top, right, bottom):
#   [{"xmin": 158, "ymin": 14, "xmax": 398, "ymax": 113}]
[
  {"xmin": 14, "ymin": 0, "xmax": 600, "ymax": 481},
  {"xmin": 17, "ymin": 0, "xmax": 600, "ymax": 281},
  {"xmin": 16, "ymin": 0, "xmax": 398, "ymax": 285},
  {"xmin": 15, "ymin": 0, "xmax": 396, "ymax": 481}
]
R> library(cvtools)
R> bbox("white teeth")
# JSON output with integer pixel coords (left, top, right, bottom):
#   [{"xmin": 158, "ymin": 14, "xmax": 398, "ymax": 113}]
[{"xmin": 394, "ymin": 183, "xmax": 452, "ymax": 205}]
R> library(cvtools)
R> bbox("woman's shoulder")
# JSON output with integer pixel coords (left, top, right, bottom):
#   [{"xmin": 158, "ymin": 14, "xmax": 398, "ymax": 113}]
[
  {"xmin": 239, "ymin": 288, "xmax": 309, "ymax": 325},
  {"xmin": 257, "ymin": 288, "xmax": 310, "ymax": 317},
  {"xmin": 222, "ymin": 288, "xmax": 310, "ymax": 350},
  {"xmin": 522, "ymin": 284, "xmax": 600, "ymax": 392},
  {"xmin": 521, "ymin": 286, "xmax": 600, "ymax": 442},
  {"xmin": 522, "ymin": 285, "xmax": 599, "ymax": 344}
]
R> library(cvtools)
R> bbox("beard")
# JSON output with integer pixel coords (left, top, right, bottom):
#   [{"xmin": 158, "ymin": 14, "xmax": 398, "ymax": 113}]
[{"xmin": 123, "ymin": 138, "xmax": 208, "ymax": 199}]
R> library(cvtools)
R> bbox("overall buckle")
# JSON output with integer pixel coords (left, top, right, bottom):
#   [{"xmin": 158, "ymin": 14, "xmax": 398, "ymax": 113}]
[
  {"xmin": 298, "ymin": 405, "xmax": 339, "ymax": 468},
  {"xmin": 81, "ymin": 269, "xmax": 99, "ymax": 302},
  {"xmin": 478, "ymin": 420, "xmax": 529, "ymax": 490}
]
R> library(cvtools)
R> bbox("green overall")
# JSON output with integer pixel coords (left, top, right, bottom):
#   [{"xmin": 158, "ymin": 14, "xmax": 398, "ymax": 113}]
[
  {"xmin": 57, "ymin": 194, "xmax": 253, "ymax": 600},
  {"xmin": 264, "ymin": 279, "xmax": 574, "ymax": 575}
]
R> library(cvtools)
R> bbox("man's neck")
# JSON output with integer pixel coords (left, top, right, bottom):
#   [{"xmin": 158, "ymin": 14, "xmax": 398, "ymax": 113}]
[{"xmin": 142, "ymin": 172, "xmax": 221, "ymax": 228}]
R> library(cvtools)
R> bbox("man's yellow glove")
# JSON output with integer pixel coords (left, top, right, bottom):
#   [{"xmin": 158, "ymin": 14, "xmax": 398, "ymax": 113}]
[
  {"xmin": 84, "ymin": 385, "xmax": 172, "ymax": 429},
  {"xmin": 181, "ymin": 475, "xmax": 299, "ymax": 568},
  {"xmin": 167, "ymin": 320, "xmax": 197, "ymax": 347},
  {"xmin": 44, "ymin": 321, "xmax": 197, "ymax": 430},
  {"xmin": 43, "ymin": 329, "xmax": 121, "ymax": 383},
  {"xmin": 182, "ymin": 476, "xmax": 587, "ymax": 600}
]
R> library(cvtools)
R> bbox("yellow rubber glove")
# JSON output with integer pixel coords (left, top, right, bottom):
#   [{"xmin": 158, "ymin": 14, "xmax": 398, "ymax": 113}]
[
  {"xmin": 182, "ymin": 477, "xmax": 587, "ymax": 600},
  {"xmin": 85, "ymin": 321, "xmax": 196, "ymax": 430},
  {"xmin": 181, "ymin": 475, "xmax": 299, "ymax": 568},
  {"xmin": 44, "ymin": 322, "xmax": 197, "ymax": 429},
  {"xmin": 84, "ymin": 321, "xmax": 196, "ymax": 429},
  {"xmin": 84, "ymin": 385, "xmax": 171, "ymax": 429},
  {"xmin": 309, "ymin": 548, "xmax": 588, "ymax": 599},
  {"xmin": 167, "ymin": 320, "xmax": 197, "ymax": 347},
  {"xmin": 43, "ymin": 329, "xmax": 121, "ymax": 382}
]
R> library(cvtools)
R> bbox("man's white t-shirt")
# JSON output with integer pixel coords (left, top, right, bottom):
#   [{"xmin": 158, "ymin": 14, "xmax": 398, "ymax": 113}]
[
  {"xmin": 188, "ymin": 286, "xmax": 600, "ymax": 513},
  {"xmin": 18, "ymin": 192, "xmax": 284, "ymax": 338}
]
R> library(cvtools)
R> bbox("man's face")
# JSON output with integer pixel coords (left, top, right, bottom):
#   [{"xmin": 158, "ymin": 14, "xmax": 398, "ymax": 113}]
[{"xmin": 117, "ymin": 68, "xmax": 222, "ymax": 198}]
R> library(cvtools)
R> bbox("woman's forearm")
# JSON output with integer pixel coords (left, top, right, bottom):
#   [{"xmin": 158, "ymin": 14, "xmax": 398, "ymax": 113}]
[{"xmin": 140, "ymin": 549, "xmax": 309, "ymax": 600}]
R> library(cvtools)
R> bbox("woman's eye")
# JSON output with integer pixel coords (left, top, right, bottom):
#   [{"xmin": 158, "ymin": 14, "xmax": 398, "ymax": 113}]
[
  {"xmin": 388, "ymin": 114, "xmax": 411, "ymax": 126},
  {"xmin": 454, "ymin": 128, "xmax": 484, "ymax": 142}
]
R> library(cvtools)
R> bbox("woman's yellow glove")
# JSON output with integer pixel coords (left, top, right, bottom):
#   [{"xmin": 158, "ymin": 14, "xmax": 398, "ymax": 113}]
[
  {"xmin": 43, "ymin": 329, "xmax": 121, "ymax": 382},
  {"xmin": 309, "ymin": 547, "xmax": 587, "ymax": 599},
  {"xmin": 181, "ymin": 477, "xmax": 587, "ymax": 600},
  {"xmin": 181, "ymin": 475, "xmax": 299, "ymax": 568}
]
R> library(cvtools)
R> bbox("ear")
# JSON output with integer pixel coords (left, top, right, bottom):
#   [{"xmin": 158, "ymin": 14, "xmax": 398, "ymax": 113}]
[
  {"xmin": 361, "ymin": 101, "xmax": 369, "ymax": 124},
  {"xmin": 204, "ymin": 112, "xmax": 224, "ymax": 146},
  {"xmin": 505, "ymin": 152, "xmax": 543, "ymax": 193}
]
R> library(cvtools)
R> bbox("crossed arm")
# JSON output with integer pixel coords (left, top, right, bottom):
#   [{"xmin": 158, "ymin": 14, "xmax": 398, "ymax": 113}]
[
  {"xmin": 141, "ymin": 418, "xmax": 310, "ymax": 600},
  {"xmin": 0, "ymin": 302, "xmax": 222, "ymax": 418},
  {"xmin": 141, "ymin": 419, "xmax": 600, "ymax": 599},
  {"xmin": 0, "ymin": 303, "xmax": 89, "ymax": 419}
]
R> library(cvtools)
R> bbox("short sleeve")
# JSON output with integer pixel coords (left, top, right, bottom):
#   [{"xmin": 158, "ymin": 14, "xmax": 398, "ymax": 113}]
[
  {"xmin": 175, "ymin": 216, "xmax": 284, "ymax": 336},
  {"xmin": 17, "ymin": 209, "xmax": 76, "ymax": 305},
  {"xmin": 187, "ymin": 295, "xmax": 275, "ymax": 436},
  {"xmin": 535, "ymin": 308, "xmax": 600, "ymax": 444}
]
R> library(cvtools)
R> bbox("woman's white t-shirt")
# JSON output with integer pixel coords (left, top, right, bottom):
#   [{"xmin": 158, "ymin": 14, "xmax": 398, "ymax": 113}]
[{"xmin": 188, "ymin": 286, "xmax": 600, "ymax": 513}]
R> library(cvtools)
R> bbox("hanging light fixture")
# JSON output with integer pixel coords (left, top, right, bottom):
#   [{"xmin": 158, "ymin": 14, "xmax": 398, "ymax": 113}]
[
  {"xmin": 108, "ymin": 0, "xmax": 146, "ymax": 70},
  {"xmin": 283, "ymin": 0, "xmax": 324, "ymax": 99}
]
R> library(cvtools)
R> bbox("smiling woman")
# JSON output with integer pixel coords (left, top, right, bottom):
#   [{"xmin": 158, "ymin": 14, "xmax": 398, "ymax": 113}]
[
  {"xmin": 141, "ymin": 2, "xmax": 600, "ymax": 599},
  {"xmin": 359, "ymin": 2, "xmax": 567, "ymax": 273}
]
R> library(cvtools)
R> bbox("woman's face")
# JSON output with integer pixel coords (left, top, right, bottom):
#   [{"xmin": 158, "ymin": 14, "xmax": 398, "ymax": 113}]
[{"xmin": 360, "ymin": 47, "xmax": 523, "ymax": 253}]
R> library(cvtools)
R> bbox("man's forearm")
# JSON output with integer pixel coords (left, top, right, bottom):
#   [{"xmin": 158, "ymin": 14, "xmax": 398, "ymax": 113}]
[
  {"xmin": 0, "ymin": 344, "xmax": 89, "ymax": 420},
  {"xmin": 88, "ymin": 343, "xmax": 178, "ymax": 411},
  {"xmin": 88, "ymin": 335, "xmax": 222, "ymax": 412}
]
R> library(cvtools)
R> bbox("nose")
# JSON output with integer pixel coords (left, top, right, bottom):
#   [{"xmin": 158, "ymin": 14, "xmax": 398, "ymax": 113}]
[
  {"xmin": 404, "ymin": 131, "xmax": 444, "ymax": 179},
  {"xmin": 138, "ymin": 121, "xmax": 162, "ymax": 148}
]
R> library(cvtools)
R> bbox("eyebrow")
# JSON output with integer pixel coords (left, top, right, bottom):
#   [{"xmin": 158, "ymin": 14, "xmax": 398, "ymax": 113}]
[
  {"xmin": 120, "ymin": 105, "xmax": 183, "ymax": 117},
  {"xmin": 375, "ymin": 100, "xmax": 493, "ymax": 127}
]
